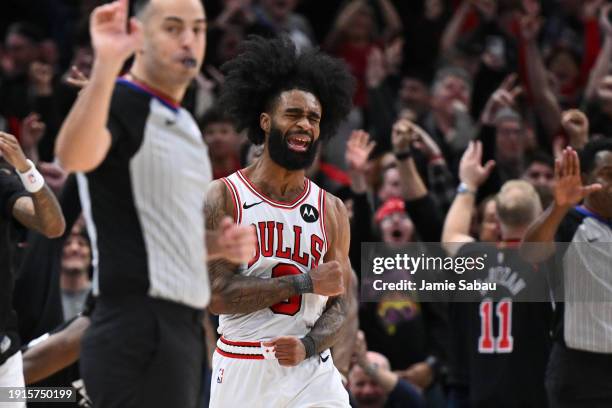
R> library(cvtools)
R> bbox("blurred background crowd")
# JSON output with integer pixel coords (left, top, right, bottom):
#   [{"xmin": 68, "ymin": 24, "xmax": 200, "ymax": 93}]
[{"xmin": 3, "ymin": 0, "xmax": 612, "ymax": 407}]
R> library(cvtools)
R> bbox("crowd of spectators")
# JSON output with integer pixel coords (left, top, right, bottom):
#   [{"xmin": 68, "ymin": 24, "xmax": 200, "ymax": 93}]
[{"xmin": 4, "ymin": 0, "xmax": 612, "ymax": 407}]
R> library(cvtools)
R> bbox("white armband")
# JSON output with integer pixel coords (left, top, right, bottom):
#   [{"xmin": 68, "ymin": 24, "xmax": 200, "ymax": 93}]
[{"xmin": 17, "ymin": 159, "xmax": 45, "ymax": 193}]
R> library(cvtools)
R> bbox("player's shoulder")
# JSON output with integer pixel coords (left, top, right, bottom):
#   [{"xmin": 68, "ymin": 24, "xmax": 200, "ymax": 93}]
[
  {"xmin": 205, "ymin": 178, "xmax": 236, "ymax": 227},
  {"xmin": 322, "ymin": 190, "xmax": 348, "ymax": 219}
]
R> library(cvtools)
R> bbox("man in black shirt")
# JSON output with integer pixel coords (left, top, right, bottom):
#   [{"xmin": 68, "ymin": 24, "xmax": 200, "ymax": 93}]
[
  {"xmin": 443, "ymin": 141, "xmax": 552, "ymax": 407},
  {"xmin": 0, "ymin": 130, "xmax": 65, "ymax": 399}
]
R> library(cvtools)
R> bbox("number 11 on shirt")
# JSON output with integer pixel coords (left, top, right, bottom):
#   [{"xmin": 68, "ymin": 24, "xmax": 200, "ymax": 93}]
[{"xmin": 478, "ymin": 298, "xmax": 514, "ymax": 353}]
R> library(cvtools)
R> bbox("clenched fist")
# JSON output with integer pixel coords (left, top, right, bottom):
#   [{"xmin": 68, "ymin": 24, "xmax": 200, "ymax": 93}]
[
  {"xmin": 217, "ymin": 216, "xmax": 257, "ymax": 264},
  {"xmin": 309, "ymin": 261, "xmax": 344, "ymax": 296},
  {"xmin": 561, "ymin": 109, "xmax": 589, "ymax": 149},
  {"xmin": 262, "ymin": 336, "xmax": 306, "ymax": 367}
]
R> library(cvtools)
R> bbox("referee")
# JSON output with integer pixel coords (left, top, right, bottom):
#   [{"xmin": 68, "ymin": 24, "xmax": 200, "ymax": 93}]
[
  {"xmin": 55, "ymin": 0, "xmax": 254, "ymax": 407},
  {"xmin": 0, "ymin": 131, "xmax": 65, "ymax": 407},
  {"xmin": 524, "ymin": 142, "xmax": 612, "ymax": 407}
]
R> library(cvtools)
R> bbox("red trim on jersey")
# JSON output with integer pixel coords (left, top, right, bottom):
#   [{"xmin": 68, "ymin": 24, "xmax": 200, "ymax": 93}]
[
  {"xmin": 320, "ymin": 190, "xmax": 328, "ymax": 253},
  {"xmin": 226, "ymin": 177, "xmax": 243, "ymax": 224},
  {"xmin": 236, "ymin": 170, "xmax": 311, "ymax": 209},
  {"xmin": 220, "ymin": 178, "xmax": 239, "ymax": 223},
  {"xmin": 220, "ymin": 337, "xmax": 260, "ymax": 347},
  {"xmin": 216, "ymin": 348, "xmax": 264, "ymax": 360}
]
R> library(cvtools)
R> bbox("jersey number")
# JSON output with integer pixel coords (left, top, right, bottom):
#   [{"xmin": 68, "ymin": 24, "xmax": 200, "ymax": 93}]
[
  {"xmin": 478, "ymin": 298, "xmax": 513, "ymax": 353},
  {"xmin": 270, "ymin": 263, "xmax": 302, "ymax": 316}
]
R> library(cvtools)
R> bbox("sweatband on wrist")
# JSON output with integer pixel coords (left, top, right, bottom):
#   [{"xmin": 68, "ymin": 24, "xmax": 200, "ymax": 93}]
[
  {"xmin": 292, "ymin": 273, "xmax": 314, "ymax": 294},
  {"xmin": 300, "ymin": 335, "xmax": 316, "ymax": 359},
  {"xmin": 17, "ymin": 160, "xmax": 45, "ymax": 193}
]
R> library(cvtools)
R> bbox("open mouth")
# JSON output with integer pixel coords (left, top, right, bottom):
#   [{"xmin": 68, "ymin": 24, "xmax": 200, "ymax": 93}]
[
  {"xmin": 286, "ymin": 134, "xmax": 312, "ymax": 152},
  {"xmin": 391, "ymin": 229, "xmax": 403, "ymax": 239},
  {"xmin": 180, "ymin": 57, "xmax": 197, "ymax": 68}
]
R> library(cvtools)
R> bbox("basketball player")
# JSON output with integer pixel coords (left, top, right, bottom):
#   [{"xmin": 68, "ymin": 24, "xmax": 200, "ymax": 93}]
[{"xmin": 204, "ymin": 36, "xmax": 355, "ymax": 407}]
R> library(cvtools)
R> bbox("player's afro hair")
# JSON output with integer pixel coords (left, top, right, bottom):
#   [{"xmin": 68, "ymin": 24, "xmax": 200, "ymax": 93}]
[{"xmin": 217, "ymin": 35, "xmax": 355, "ymax": 145}]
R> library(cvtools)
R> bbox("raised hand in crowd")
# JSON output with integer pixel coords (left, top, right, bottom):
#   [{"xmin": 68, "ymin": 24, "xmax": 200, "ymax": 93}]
[
  {"xmin": 213, "ymin": 0, "xmax": 254, "ymax": 29},
  {"xmin": 351, "ymin": 329, "xmax": 368, "ymax": 367},
  {"xmin": 521, "ymin": 0, "xmax": 540, "ymax": 17},
  {"xmin": 0, "ymin": 131, "xmax": 34, "ymax": 173},
  {"xmin": 459, "ymin": 140, "xmax": 495, "ymax": 192},
  {"xmin": 480, "ymin": 73, "xmax": 522, "ymax": 126},
  {"xmin": 29, "ymin": 62, "xmax": 54, "ymax": 96},
  {"xmin": 345, "ymin": 130, "xmax": 376, "ymax": 194},
  {"xmin": 411, "ymin": 122, "xmax": 443, "ymax": 162},
  {"xmin": 391, "ymin": 117, "xmax": 440, "ymax": 158},
  {"xmin": 582, "ymin": 0, "xmax": 605, "ymax": 21},
  {"xmin": 384, "ymin": 37, "xmax": 403, "ymax": 77},
  {"xmin": 20, "ymin": 113, "xmax": 45, "ymax": 162},
  {"xmin": 561, "ymin": 109, "xmax": 589, "ymax": 150},
  {"xmin": 584, "ymin": 4, "xmax": 612, "ymax": 102},
  {"xmin": 596, "ymin": 75, "xmax": 612, "ymax": 105},
  {"xmin": 391, "ymin": 118, "xmax": 418, "ymax": 154},
  {"xmin": 396, "ymin": 361, "xmax": 434, "ymax": 391},
  {"xmin": 365, "ymin": 47, "xmax": 387, "ymax": 89},
  {"xmin": 519, "ymin": 9, "xmax": 542, "ymax": 43},
  {"xmin": 471, "ymin": 0, "xmax": 497, "ymax": 21},
  {"xmin": 64, "ymin": 65, "xmax": 90, "ymax": 89}
]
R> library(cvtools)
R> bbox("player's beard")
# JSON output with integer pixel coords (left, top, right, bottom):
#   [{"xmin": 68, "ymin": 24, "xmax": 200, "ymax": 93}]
[{"xmin": 267, "ymin": 124, "xmax": 319, "ymax": 171}]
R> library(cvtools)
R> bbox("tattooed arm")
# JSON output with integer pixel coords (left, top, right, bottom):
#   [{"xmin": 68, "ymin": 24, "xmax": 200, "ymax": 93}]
[
  {"xmin": 12, "ymin": 186, "xmax": 65, "ymax": 238},
  {"xmin": 205, "ymin": 180, "xmax": 343, "ymax": 315},
  {"xmin": 0, "ymin": 131, "xmax": 65, "ymax": 238},
  {"xmin": 303, "ymin": 194, "xmax": 354, "ymax": 354},
  {"xmin": 330, "ymin": 268, "xmax": 359, "ymax": 378},
  {"xmin": 269, "ymin": 194, "xmax": 353, "ymax": 367}
]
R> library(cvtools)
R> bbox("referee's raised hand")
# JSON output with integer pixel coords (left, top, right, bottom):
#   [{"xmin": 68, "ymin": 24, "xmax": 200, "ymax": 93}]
[
  {"xmin": 90, "ymin": 0, "xmax": 143, "ymax": 70},
  {"xmin": 553, "ymin": 147, "xmax": 602, "ymax": 208}
]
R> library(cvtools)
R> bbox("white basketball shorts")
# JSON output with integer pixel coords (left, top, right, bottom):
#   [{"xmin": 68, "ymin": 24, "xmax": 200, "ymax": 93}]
[{"xmin": 210, "ymin": 337, "xmax": 350, "ymax": 408}]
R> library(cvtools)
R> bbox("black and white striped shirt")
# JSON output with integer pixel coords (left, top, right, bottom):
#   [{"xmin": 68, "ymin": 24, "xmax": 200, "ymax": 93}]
[
  {"xmin": 78, "ymin": 78, "xmax": 212, "ymax": 309},
  {"xmin": 555, "ymin": 206, "xmax": 612, "ymax": 353}
]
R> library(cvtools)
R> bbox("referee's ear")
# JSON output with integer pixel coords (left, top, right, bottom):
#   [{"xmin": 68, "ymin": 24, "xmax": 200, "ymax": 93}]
[{"xmin": 260, "ymin": 113, "xmax": 271, "ymax": 134}]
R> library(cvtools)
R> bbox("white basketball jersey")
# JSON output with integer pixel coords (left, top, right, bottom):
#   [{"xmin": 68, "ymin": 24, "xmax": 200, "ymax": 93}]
[{"xmin": 218, "ymin": 170, "xmax": 329, "ymax": 341}]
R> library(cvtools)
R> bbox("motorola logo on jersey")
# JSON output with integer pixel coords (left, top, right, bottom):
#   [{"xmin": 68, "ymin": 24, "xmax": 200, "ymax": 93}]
[{"xmin": 300, "ymin": 204, "xmax": 319, "ymax": 223}]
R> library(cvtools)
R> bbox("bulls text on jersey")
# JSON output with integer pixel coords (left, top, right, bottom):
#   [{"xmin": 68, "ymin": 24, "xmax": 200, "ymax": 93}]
[{"xmin": 248, "ymin": 221, "xmax": 324, "ymax": 270}]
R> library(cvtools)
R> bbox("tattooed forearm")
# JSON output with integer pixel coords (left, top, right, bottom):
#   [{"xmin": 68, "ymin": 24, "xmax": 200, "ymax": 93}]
[
  {"xmin": 330, "ymin": 272, "xmax": 359, "ymax": 375},
  {"xmin": 208, "ymin": 259, "xmax": 306, "ymax": 315},
  {"xmin": 13, "ymin": 185, "xmax": 65, "ymax": 238},
  {"xmin": 303, "ymin": 295, "xmax": 348, "ymax": 355}
]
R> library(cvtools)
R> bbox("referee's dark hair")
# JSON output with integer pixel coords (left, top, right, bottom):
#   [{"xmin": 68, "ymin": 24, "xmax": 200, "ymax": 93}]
[
  {"xmin": 217, "ymin": 35, "xmax": 355, "ymax": 145},
  {"xmin": 580, "ymin": 138, "xmax": 612, "ymax": 174}
]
